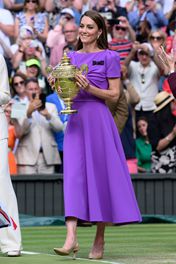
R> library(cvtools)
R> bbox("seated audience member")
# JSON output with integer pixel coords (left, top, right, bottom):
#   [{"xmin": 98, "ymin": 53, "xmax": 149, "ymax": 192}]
[
  {"xmin": 108, "ymin": 16, "xmax": 136, "ymax": 64},
  {"xmin": 11, "ymin": 73, "xmax": 28, "ymax": 103},
  {"xmin": 14, "ymin": 0, "xmax": 49, "ymax": 43},
  {"xmin": 148, "ymin": 91, "xmax": 176, "ymax": 173},
  {"xmin": 15, "ymin": 77, "xmax": 65, "ymax": 174},
  {"xmin": 136, "ymin": 116, "xmax": 152, "ymax": 173},
  {"xmin": 49, "ymin": 21, "xmax": 78, "ymax": 66}
]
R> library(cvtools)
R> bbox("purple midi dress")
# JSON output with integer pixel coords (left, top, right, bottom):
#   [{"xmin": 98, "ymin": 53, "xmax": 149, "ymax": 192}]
[{"xmin": 63, "ymin": 49, "xmax": 142, "ymax": 224}]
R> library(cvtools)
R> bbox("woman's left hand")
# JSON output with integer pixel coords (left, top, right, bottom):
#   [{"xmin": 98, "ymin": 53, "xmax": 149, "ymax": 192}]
[{"xmin": 75, "ymin": 73, "xmax": 90, "ymax": 91}]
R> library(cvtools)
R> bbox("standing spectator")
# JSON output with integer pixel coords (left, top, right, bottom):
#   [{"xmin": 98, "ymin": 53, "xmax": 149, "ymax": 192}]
[
  {"xmin": 15, "ymin": 77, "xmax": 65, "ymax": 174},
  {"xmin": 128, "ymin": 0, "xmax": 146, "ymax": 31},
  {"xmin": 140, "ymin": 0, "xmax": 168, "ymax": 30},
  {"xmin": 14, "ymin": 0, "xmax": 49, "ymax": 43},
  {"xmin": 125, "ymin": 42, "xmax": 161, "ymax": 124},
  {"xmin": 108, "ymin": 16, "xmax": 136, "ymax": 64},
  {"xmin": 0, "ymin": 54, "xmax": 22, "ymax": 257}
]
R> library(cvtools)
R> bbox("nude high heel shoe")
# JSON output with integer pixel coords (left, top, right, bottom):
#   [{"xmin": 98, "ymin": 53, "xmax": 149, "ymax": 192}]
[
  {"xmin": 54, "ymin": 243, "xmax": 79, "ymax": 259},
  {"xmin": 88, "ymin": 243, "xmax": 104, "ymax": 259}
]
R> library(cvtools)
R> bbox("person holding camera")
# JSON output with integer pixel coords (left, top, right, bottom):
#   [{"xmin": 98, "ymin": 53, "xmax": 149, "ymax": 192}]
[
  {"xmin": 14, "ymin": 77, "xmax": 65, "ymax": 174},
  {"xmin": 108, "ymin": 16, "xmax": 136, "ymax": 64}
]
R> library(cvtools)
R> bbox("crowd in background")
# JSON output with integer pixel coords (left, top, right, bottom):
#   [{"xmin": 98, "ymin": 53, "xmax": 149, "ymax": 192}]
[{"xmin": 1, "ymin": 0, "xmax": 176, "ymax": 174}]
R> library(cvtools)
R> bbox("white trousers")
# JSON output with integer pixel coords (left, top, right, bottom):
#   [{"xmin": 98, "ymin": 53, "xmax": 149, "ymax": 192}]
[{"xmin": 0, "ymin": 139, "xmax": 22, "ymax": 253}]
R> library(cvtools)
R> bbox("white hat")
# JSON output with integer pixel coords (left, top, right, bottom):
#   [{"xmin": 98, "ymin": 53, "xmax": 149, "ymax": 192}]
[
  {"xmin": 138, "ymin": 42, "xmax": 154, "ymax": 57},
  {"xmin": 61, "ymin": 8, "xmax": 75, "ymax": 18},
  {"xmin": 154, "ymin": 91, "xmax": 174, "ymax": 113}
]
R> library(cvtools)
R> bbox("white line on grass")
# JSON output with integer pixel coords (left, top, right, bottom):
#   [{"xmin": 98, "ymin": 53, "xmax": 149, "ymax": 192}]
[{"xmin": 22, "ymin": 250, "xmax": 125, "ymax": 264}]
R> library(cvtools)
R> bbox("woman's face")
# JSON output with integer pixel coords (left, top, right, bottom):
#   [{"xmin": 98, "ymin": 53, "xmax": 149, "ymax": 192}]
[
  {"xmin": 13, "ymin": 76, "xmax": 26, "ymax": 96},
  {"xmin": 149, "ymin": 31, "xmax": 165, "ymax": 49},
  {"xmin": 25, "ymin": 0, "xmax": 38, "ymax": 11},
  {"xmin": 79, "ymin": 16, "xmax": 102, "ymax": 46},
  {"xmin": 137, "ymin": 119, "xmax": 148, "ymax": 137}
]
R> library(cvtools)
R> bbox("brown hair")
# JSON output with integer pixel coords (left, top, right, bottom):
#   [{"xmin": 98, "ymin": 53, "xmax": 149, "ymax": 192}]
[{"xmin": 76, "ymin": 10, "xmax": 108, "ymax": 50}]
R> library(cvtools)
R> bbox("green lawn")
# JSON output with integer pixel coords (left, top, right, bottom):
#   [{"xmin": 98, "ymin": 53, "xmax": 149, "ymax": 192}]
[{"xmin": 1, "ymin": 224, "xmax": 176, "ymax": 264}]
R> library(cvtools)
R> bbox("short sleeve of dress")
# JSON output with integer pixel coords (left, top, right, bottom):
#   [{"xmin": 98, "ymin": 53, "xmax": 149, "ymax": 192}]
[{"xmin": 105, "ymin": 50, "xmax": 121, "ymax": 78}]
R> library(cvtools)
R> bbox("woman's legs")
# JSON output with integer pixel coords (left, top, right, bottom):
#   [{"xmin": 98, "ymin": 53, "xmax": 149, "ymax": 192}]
[
  {"xmin": 89, "ymin": 222, "xmax": 106, "ymax": 259},
  {"xmin": 62, "ymin": 217, "xmax": 78, "ymax": 249}
]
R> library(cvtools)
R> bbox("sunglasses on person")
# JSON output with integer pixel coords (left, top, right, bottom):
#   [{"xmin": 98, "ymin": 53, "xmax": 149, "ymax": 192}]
[
  {"xmin": 115, "ymin": 25, "xmax": 126, "ymax": 31},
  {"xmin": 138, "ymin": 50, "xmax": 150, "ymax": 57},
  {"xmin": 25, "ymin": 0, "xmax": 37, "ymax": 3},
  {"xmin": 150, "ymin": 36, "xmax": 163, "ymax": 41},
  {"xmin": 14, "ymin": 81, "xmax": 25, "ymax": 87}
]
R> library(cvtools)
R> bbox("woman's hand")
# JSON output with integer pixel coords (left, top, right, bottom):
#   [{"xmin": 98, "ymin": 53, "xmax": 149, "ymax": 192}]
[
  {"xmin": 75, "ymin": 73, "xmax": 90, "ymax": 91},
  {"xmin": 157, "ymin": 46, "xmax": 175, "ymax": 74}
]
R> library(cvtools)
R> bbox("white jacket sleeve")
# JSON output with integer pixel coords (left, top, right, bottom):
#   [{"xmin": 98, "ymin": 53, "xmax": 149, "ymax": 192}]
[{"xmin": 0, "ymin": 55, "xmax": 11, "ymax": 107}]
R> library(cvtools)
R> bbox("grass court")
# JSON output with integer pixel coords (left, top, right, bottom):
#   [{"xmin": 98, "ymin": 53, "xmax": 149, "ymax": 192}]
[{"xmin": 0, "ymin": 224, "xmax": 176, "ymax": 264}]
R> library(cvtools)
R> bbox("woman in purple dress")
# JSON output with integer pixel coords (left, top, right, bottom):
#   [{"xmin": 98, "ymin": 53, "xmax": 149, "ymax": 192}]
[{"xmin": 54, "ymin": 10, "xmax": 141, "ymax": 260}]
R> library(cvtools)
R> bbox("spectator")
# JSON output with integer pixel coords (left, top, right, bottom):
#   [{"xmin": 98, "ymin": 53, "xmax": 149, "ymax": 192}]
[
  {"xmin": 108, "ymin": 16, "xmax": 136, "ymax": 64},
  {"xmin": 128, "ymin": 0, "xmax": 146, "ymax": 31},
  {"xmin": 136, "ymin": 20, "xmax": 152, "ymax": 43},
  {"xmin": 49, "ymin": 21, "xmax": 78, "ymax": 66},
  {"xmin": 140, "ymin": 0, "xmax": 168, "ymax": 30},
  {"xmin": 93, "ymin": 0, "xmax": 127, "ymax": 19},
  {"xmin": 125, "ymin": 42, "xmax": 161, "ymax": 125},
  {"xmin": 148, "ymin": 91, "xmax": 176, "ymax": 173},
  {"xmin": 11, "ymin": 72, "xmax": 28, "ymax": 102},
  {"xmin": 12, "ymin": 30, "xmax": 47, "ymax": 78},
  {"xmin": 46, "ymin": 8, "xmax": 76, "ymax": 53},
  {"xmin": 25, "ymin": 58, "xmax": 47, "ymax": 91},
  {"xmin": 45, "ymin": 0, "xmax": 82, "ymax": 26},
  {"xmin": 15, "ymin": 77, "xmax": 65, "ymax": 174},
  {"xmin": 148, "ymin": 29, "xmax": 167, "ymax": 50},
  {"xmin": 14, "ymin": 0, "xmax": 49, "ymax": 43},
  {"xmin": 136, "ymin": 116, "xmax": 152, "ymax": 173}
]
